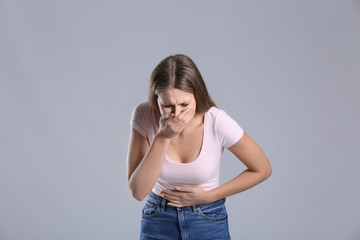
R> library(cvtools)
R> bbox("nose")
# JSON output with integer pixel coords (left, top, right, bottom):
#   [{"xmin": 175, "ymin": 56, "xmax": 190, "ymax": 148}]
[{"xmin": 172, "ymin": 106, "xmax": 181, "ymax": 117}]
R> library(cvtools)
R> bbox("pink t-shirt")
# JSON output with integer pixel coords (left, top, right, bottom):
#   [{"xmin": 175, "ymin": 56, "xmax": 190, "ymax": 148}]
[{"xmin": 130, "ymin": 102, "xmax": 244, "ymax": 196}]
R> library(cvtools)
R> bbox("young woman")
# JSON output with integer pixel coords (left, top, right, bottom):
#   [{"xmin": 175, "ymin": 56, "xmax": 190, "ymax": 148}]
[{"xmin": 127, "ymin": 54, "xmax": 272, "ymax": 239}]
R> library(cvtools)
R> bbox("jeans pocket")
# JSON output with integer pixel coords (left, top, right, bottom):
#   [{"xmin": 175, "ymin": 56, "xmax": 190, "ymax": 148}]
[
  {"xmin": 142, "ymin": 201, "xmax": 160, "ymax": 219},
  {"xmin": 197, "ymin": 201, "xmax": 228, "ymax": 221}
]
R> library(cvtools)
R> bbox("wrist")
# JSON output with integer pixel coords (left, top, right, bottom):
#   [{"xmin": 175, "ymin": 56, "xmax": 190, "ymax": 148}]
[
  {"xmin": 206, "ymin": 189, "xmax": 217, "ymax": 203},
  {"xmin": 154, "ymin": 133, "xmax": 171, "ymax": 143},
  {"xmin": 206, "ymin": 188, "xmax": 222, "ymax": 203}
]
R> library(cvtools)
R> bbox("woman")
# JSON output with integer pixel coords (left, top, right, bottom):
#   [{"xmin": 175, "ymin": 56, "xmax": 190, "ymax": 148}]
[{"xmin": 127, "ymin": 54, "xmax": 272, "ymax": 239}]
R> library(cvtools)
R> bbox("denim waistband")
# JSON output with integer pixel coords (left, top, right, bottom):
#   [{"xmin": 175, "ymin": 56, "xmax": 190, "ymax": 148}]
[{"xmin": 147, "ymin": 191, "xmax": 226, "ymax": 212}]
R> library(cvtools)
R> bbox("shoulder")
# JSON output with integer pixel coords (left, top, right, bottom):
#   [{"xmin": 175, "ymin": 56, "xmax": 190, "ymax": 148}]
[
  {"xmin": 133, "ymin": 102, "xmax": 154, "ymax": 113},
  {"xmin": 205, "ymin": 106, "xmax": 233, "ymax": 130},
  {"xmin": 130, "ymin": 102, "xmax": 160, "ymax": 138},
  {"xmin": 206, "ymin": 106, "xmax": 244, "ymax": 148},
  {"xmin": 132, "ymin": 102, "xmax": 159, "ymax": 118},
  {"xmin": 206, "ymin": 106, "xmax": 221, "ymax": 118},
  {"xmin": 205, "ymin": 106, "xmax": 229, "ymax": 122},
  {"xmin": 131, "ymin": 101, "xmax": 159, "ymax": 124},
  {"xmin": 206, "ymin": 106, "xmax": 242, "ymax": 128}
]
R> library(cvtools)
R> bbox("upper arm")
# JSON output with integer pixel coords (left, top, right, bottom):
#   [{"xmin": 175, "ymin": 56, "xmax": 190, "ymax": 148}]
[
  {"xmin": 228, "ymin": 132, "xmax": 272, "ymax": 176},
  {"xmin": 127, "ymin": 127, "xmax": 150, "ymax": 182}
]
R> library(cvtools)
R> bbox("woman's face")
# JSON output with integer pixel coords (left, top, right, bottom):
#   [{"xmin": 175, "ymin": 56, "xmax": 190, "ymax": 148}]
[{"xmin": 156, "ymin": 88, "xmax": 196, "ymax": 117}]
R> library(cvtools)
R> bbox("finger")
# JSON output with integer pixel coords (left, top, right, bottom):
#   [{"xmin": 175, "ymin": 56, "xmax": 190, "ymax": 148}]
[
  {"xmin": 167, "ymin": 202, "xmax": 184, "ymax": 208},
  {"xmin": 161, "ymin": 188, "xmax": 181, "ymax": 194},
  {"xmin": 175, "ymin": 186, "xmax": 194, "ymax": 192},
  {"xmin": 167, "ymin": 198, "xmax": 183, "ymax": 205},
  {"xmin": 175, "ymin": 111, "xmax": 195, "ymax": 127},
  {"xmin": 161, "ymin": 188, "xmax": 188, "ymax": 198},
  {"xmin": 181, "ymin": 111, "xmax": 196, "ymax": 125},
  {"xmin": 160, "ymin": 189, "xmax": 172, "ymax": 195},
  {"xmin": 162, "ymin": 192, "xmax": 181, "ymax": 202},
  {"xmin": 177, "ymin": 109, "xmax": 193, "ymax": 120}
]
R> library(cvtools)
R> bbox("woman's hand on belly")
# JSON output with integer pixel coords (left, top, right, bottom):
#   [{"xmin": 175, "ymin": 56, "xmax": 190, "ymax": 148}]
[{"xmin": 160, "ymin": 186, "xmax": 212, "ymax": 207}]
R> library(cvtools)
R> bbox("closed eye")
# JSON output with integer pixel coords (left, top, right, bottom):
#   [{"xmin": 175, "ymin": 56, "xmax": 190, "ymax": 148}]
[{"xmin": 162, "ymin": 103, "xmax": 189, "ymax": 108}]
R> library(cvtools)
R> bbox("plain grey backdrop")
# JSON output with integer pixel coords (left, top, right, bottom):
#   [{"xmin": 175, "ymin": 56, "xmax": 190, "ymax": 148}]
[{"xmin": 1, "ymin": 0, "xmax": 359, "ymax": 239}]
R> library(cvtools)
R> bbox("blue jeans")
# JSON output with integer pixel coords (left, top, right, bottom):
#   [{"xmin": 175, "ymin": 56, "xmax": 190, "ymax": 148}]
[{"xmin": 140, "ymin": 191, "xmax": 231, "ymax": 240}]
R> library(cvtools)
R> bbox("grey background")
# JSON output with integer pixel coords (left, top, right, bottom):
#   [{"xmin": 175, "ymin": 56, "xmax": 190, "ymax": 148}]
[{"xmin": 1, "ymin": 0, "xmax": 359, "ymax": 239}]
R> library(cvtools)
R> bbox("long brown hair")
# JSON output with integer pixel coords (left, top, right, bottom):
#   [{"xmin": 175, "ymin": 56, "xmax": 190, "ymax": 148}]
[{"xmin": 148, "ymin": 54, "xmax": 216, "ymax": 114}]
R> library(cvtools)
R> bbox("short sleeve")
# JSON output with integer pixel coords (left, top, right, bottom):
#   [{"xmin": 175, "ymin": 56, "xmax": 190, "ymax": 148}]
[
  {"xmin": 129, "ymin": 102, "xmax": 154, "ymax": 138},
  {"xmin": 215, "ymin": 110, "xmax": 244, "ymax": 148}
]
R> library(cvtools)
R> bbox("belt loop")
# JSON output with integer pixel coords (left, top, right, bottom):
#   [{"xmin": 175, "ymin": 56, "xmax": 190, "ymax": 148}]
[
  {"xmin": 192, "ymin": 205, "xmax": 197, "ymax": 213},
  {"xmin": 160, "ymin": 197, "xmax": 167, "ymax": 212}
]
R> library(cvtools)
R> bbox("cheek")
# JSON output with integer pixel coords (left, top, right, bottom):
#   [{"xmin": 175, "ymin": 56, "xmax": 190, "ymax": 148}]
[
  {"xmin": 159, "ymin": 107, "xmax": 171, "ymax": 115},
  {"xmin": 190, "ymin": 102, "xmax": 196, "ymax": 111}
]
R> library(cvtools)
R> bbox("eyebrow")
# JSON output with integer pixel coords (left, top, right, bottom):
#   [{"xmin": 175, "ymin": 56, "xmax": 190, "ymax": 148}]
[{"xmin": 161, "ymin": 100, "xmax": 191, "ymax": 106}]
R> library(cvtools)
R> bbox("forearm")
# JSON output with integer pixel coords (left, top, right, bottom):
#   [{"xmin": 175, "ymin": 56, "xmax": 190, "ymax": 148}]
[
  {"xmin": 208, "ymin": 169, "xmax": 271, "ymax": 202},
  {"xmin": 128, "ymin": 134, "xmax": 170, "ymax": 200}
]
